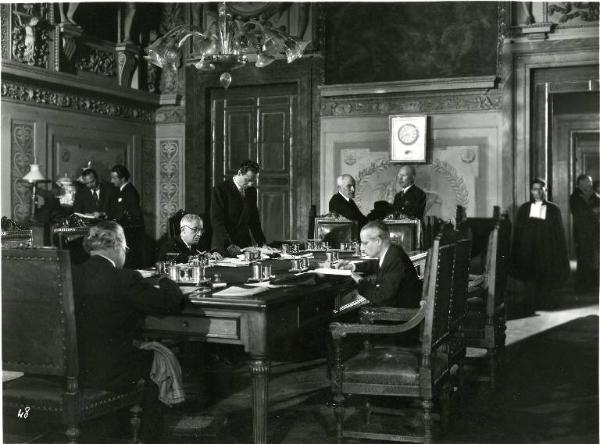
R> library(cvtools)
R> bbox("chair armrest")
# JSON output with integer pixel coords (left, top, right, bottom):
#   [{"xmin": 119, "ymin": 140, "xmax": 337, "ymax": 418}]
[
  {"xmin": 359, "ymin": 305, "xmax": 420, "ymax": 323},
  {"xmin": 330, "ymin": 302, "xmax": 426, "ymax": 340}
]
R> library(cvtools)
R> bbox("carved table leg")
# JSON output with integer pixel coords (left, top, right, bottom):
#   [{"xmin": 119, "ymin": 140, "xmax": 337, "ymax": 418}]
[{"xmin": 249, "ymin": 355, "xmax": 270, "ymax": 444}]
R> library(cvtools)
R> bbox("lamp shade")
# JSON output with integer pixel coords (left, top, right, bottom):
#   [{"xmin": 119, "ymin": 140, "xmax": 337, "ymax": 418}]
[{"xmin": 22, "ymin": 164, "xmax": 47, "ymax": 182}]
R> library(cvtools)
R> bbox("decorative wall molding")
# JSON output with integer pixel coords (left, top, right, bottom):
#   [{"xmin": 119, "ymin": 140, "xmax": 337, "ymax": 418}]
[
  {"xmin": 141, "ymin": 138, "xmax": 157, "ymax": 238},
  {"xmin": 1, "ymin": 78, "xmax": 155, "ymax": 122},
  {"xmin": 1, "ymin": 5, "xmax": 10, "ymax": 60},
  {"xmin": 75, "ymin": 48, "xmax": 116, "ymax": 76},
  {"xmin": 11, "ymin": 121, "xmax": 35, "ymax": 222},
  {"xmin": 158, "ymin": 139, "xmax": 181, "ymax": 235},
  {"xmin": 320, "ymin": 91, "xmax": 502, "ymax": 117},
  {"xmin": 156, "ymin": 106, "xmax": 185, "ymax": 124}
]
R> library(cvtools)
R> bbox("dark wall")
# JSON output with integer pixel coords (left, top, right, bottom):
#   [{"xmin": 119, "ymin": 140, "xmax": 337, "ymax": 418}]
[{"xmin": 325, "ymin": 2, "xmax": 499, "ymax": 84}]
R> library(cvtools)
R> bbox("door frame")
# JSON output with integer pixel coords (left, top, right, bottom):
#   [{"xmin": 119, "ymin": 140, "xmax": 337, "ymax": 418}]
[{"xmin": 184, "ymin": 58, "xmax": 323, "ymax": 240}]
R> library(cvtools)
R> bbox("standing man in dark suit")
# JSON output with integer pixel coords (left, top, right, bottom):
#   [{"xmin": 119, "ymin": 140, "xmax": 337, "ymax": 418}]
[
  {"xmin": 392, "ymin": 165, "xmax": 427, "ymax": 220},
  {"xmin": 72, "ymin": 168, "xmax": 111, "ymax": 218},
  {"xmin": 328, "ymin": 174, "xmax": 368, "ymax": 228},
  {"xmin": 72, "ymin": 221, "xmax": 186, "ymax": 442},
  {"xmin": 211, "ymin": 160, "xmax": 267, "ymax": 256},
  {"xmin": 108, "ymin": 164, "xmax": 144, "ymax": 268},
  {"xmin": 335, "ymin": 220, "xmax": 421, "ymax": 308}
]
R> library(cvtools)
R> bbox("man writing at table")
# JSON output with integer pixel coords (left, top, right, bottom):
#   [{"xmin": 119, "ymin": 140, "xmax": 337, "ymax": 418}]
[
  {"xmin": 73, "ymin": 168, "xmax": 111, "ymax": 218},
  {"xmin": 335, "ymin": 220, "xmax": 421, "ymax": 308},
  {"xmin": 211, "ymin": 160, "xmax": 268, "ymax": 257},
  {"xmin": 158, "ymin": 213, "xmax": 222, "ymax": 262}
]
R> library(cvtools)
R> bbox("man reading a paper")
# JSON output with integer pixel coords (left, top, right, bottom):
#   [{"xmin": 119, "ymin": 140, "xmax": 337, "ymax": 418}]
[{"xmin": 335, "ymin": 220, "xmax": 421, "ymax": 308}]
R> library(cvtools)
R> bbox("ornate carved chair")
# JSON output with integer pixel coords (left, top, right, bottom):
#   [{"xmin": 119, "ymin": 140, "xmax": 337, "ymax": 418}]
[
  {"xmin": 329, "ymin": 233, "xmax": 457, "ymax": 443},
  {"xmin": 0, "ymin": 216, "xmax": 33, "ymax": 248},
  {"xmin": 314, "ymin": 214, "xmax": 358, "ymax": 248},
  {"xmin": 382, "ymin": 216, "xmax": 422, "ymax": 252},
  {"xmin": 2, "ymin": 248, "xmax": 144, "ymax": 444},
  {"xmin": 464, "ymin": 218, "xmax": 511, "ymax": 390}
]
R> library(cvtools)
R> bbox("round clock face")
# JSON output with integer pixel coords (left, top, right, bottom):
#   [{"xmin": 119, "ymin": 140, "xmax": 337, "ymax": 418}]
[{"xmin": 397, "ymin": 123, "xmax": 419, "ymax": 145}]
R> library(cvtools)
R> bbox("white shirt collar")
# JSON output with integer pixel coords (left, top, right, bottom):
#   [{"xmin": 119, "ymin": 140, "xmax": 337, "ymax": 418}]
[
  {"xmin": 400, "ymin": 184, "xmax": 414, "ymax": 193},
  {"xmin": 232, "ymin": 176, "xmax": 244, "ymax": 192},
  {"xmin": 94, "ymin": 253, "xmax": 116, "ymax": 268},
  {"xmin": 338, "ymin": 191, "xmax": 351, "ymax": 202},
  {"xmin": 119, "ymin": 182, "xmax": 128, "ymax": 192},
  {"xmin": 378, "ymin": 245, "xmax": 390, "ymax": 267},
  {"xmin": 529, "ymin": 201, "xmax": 547, "ymax": 219}
]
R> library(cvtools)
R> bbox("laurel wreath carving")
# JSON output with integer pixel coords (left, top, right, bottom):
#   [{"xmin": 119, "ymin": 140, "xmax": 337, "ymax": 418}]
[
  {"xmin": 430, "ymin": 159, "xmax": 469, "ymax": 206},
  {"xmin": 355, "ymin": 158, "xmax": 469, "ymax": 208}
]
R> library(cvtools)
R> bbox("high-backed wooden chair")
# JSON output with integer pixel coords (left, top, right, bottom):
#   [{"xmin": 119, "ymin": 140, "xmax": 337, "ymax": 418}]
[
  {"xmin": 2, "ymin": 248, "xmax": 144, "ymax": 444},
  {"xmin": 329, "ymin": 234, "xmax": 456, "ymax": 443},
  {"xmin": 464, "ymin": 219, "xmax": 510, "ymax": 389}
]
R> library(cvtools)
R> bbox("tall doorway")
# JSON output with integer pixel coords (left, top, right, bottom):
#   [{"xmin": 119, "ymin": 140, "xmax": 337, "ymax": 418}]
[
  {"xmin": 210, "ymin": 84, "xmax": 297, "ymax": 243},
  {"xmin": 532, "ymin": 66, "xmax": 600, "ymax": 258}
]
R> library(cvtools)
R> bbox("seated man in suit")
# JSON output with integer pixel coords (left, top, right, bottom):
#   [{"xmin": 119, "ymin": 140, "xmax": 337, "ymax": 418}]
[
  {"xmin": 211, "ymin": 160, "xmax": 268, "ymax": 257},
  {"xmin": 392, "ymin": 165, "xmax": 427, "ymax": 220},
  {"xmin": 335, "ymin": 220, "xmax": 421, "ymax": 308},
  {"xmin": 72, "ymin": 221, "xmax": 186, "ymax": 442},
  {"xmin": 72, "ymin": 168, "xmax": 111, "ymax": 218},
  {"xmin": 328, "ymin": 174, "xmax": 368, "ymax": 228},
  {"xmin": 158, "ymin": 213, "xmax": 223, "ymax": 262}
]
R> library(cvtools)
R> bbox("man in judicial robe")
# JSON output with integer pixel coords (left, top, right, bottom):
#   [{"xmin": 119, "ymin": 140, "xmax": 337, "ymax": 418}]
[
  {"xmin": 211, "ymin": 160, "xmax": 267, "ymax": 256},
  {"xmin": 72, "ymin": 221, "xmax": 186, "ymax": 442},
  {"xmin": 335, "ymin": 220, "xmax": 421, "ymax": 308},
  {"xmin": 392, "ymin": 165, "xmax": 427, "ymax": 220},
  {"xmin": 108, "ymin": 164, "xmax": 144, "ymax": 268},
  {"xmin": 512, "ymin": 178, "xmax": 569, "ymax": 310},
  {"xmin": 328, "ymin": 174, "xmax": 368, "ymax": 228},
  {"xmin": 569, "ymin": 174, "xmax": 600, "ymax": 292},
  {"xmin": 158, "ymin": 213, "xmax": 222, "ymax": 262},
  {"xmin": 72, "ymin": 168, "xmax": 111, "ymax": 218}
]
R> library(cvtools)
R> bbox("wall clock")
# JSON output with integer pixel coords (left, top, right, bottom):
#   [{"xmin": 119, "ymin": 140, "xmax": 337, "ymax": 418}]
[
  {"xmin": 389, "ymin": 115, "xmax": 427, "ymax": 163},
  {"xmin": 397, "ymin": 123, "xmax": 419, "ymax": 146}
]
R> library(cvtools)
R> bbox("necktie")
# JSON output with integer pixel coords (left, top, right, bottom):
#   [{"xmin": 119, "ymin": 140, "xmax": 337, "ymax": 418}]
[{"xmin": 93, "ymin": 190, "xmax": 99, "ymax": 201}]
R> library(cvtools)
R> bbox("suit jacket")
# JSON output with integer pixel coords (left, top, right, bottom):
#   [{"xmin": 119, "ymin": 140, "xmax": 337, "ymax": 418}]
[
  {"xmin": 354, "ymin": 244, "xmax": 421, "ymax": 308},
  {"xmin": 157, "ymin": 235, "xmax": 211, "ymax": 263},
  {"xmin": 72, "ymin": 183, "xmax": 111, "ymax": 215},
  {"xmin": 392, "ymin": 185, "xmax": 427, "ymax": 220},
  {"xmin": 72, "ymin": 255, "xmax": 185, "ymax": 389},
  {"xmin": 108, "ymin": 182, "xmax": 144, "ymax": 227},
  {"xmin": 328, "ymin": 193, "xmax": 368, "ymax": 228},
  {"xmin": 211, "ymin": 178, "xmax": 266, "ymax": 250}
]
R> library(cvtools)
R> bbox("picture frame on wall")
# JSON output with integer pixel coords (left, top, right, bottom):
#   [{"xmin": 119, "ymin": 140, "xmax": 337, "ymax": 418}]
[{"xmin": 389, "ymin": 115, "xmax": 427, "ymax": 163}]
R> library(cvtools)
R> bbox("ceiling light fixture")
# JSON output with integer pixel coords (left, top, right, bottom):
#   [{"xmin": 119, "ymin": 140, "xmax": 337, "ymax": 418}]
[{"xmin": 145, "ymin": 2, "xmax": 310, "ymax": 89}]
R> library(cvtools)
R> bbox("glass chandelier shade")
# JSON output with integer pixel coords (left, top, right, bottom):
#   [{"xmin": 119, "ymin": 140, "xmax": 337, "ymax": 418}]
[{"xmin": 145, "ymin": 2, "xmax": 310, "ymax": 89}]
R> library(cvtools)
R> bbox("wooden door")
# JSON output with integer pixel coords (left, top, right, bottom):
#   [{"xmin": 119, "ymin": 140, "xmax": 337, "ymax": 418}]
[{"xmin": 211, "ymin": 84, "xmax": 296, "ymax": 243}]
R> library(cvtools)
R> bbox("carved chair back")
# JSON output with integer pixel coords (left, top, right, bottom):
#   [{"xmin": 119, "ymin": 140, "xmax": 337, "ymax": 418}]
[
  {"xmin": 2, "ymin": 248, "xmax": 78, "ymax": 378},
  {"xmin": 485, "ymin": 219, "xmax": 510, "ymax": 316}
]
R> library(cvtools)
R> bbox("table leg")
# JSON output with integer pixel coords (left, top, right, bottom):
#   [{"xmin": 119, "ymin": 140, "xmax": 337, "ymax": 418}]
[{"xmin": 249, "ymin": 355, "xmax": 270, "ymax": 444}]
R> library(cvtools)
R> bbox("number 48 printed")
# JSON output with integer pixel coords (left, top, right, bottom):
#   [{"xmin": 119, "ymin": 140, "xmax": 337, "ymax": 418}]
[{"xmin": 17, "ymin": 406, "xmax": 30, "ymax": 419}]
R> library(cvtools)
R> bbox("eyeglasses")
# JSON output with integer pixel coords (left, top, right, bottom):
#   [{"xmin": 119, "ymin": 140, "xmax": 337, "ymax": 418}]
[{"xmin": 182, "ymin": 225, "xmax": 203, "ymax": 234}]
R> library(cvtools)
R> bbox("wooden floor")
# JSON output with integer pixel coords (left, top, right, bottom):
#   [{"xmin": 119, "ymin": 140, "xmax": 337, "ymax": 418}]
[{"xmin": 4, "ymin": 282, "xmax": 598, "ymax": 444}]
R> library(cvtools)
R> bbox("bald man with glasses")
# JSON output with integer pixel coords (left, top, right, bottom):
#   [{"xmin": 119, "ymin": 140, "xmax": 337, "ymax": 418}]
[{"xmin": 158, "ymin": 213, "xmax": 223, "ymax": 263}]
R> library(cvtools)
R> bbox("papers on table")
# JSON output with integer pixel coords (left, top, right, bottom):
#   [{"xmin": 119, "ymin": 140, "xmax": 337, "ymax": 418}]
[
  {"xmin": 136, "ymin": 269, "xmax": 156, "ymax": 278},
  {"xmin": 277, "ymin": 252, "xmax": 314, "ymax": 260},
  {"xmin": 214, "ymin": 258, "xmax": 250, "ymax": 267},
  {"xmin": 3, "ymin": 371, "xmax": 24, "ymax": 383},
  {"xmin": 212, "ymin": 285, "xmax": 269, "ymax": 297},
  {"xmin": 312, "ymin": 268, "xmax": 353, "ymax": 276}
]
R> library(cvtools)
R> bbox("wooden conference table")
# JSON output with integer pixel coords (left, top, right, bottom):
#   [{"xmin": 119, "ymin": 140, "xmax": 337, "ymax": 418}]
[{"xmin": 144, "ymin": 251, "xmax": 427, "ymax": 444}]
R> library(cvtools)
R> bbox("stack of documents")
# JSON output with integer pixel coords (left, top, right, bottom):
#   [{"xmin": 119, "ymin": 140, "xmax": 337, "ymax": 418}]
[
  {"xmin": 213, "ymin": 286, "xmax": 269, "ymax": 297},
  {"xmin": 214, "ymin": 258, "xmax": 250, "ymax": 267}
]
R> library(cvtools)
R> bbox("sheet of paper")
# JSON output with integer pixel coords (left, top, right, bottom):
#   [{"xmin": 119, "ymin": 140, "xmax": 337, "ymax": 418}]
[
  {"xmin": 136, "ymin": 269, "xmax": 155, "ymax": 278},
  {"xmin": 213, "ymin": 285, "xmax": 269, "ymax": 297},
  {"xmin": 3, "ymin": 371, "xmax": 24, "ymax": 383},
  {"xmin": 214, "ymin": 258, "xmax": 250, "ymax": 267},
  {"xmin": 312, "ymin": 268, "xmax": 353, "ymax": 276}
]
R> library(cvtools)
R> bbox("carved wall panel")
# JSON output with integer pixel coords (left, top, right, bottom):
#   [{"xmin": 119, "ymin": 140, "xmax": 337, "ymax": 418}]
[
  {"xmin": 321, "ymin": 113, "xmax": 503, "ymax": 221},
  {"xmin": 141, "ymin": 138, "xmax": 157, "ymax": 238},
  {"xmin": 158, "ymin": 138, "xmax": 182, "ymax": 236},
  {"xmin": 11, "ymin": 121, "xmax": 35, "ymax": 222}
]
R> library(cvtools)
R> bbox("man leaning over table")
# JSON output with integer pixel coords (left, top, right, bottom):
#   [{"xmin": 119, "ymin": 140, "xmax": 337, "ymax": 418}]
[
  {"xmin": 158, "ymin": 213, "xmax": 223, "ymax": 262},
  {"xmin": 72, "ymin": 220, "xmax": 187, "ymax": 443},
  {"xmin": 211, "ymin": 159, "xmax": 268, "ymax": 257},
  {"xmin": 335, "ymin": 220, "xmax": 421, "ymax": 308}
]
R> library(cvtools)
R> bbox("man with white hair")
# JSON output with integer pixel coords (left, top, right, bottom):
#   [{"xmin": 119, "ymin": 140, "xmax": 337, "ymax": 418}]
[
  {"xmin": 72, "ymin": 220, "xmax": 186, "ymax": 442},
  {"xmin": 392, "ymin": 165, "xmax": 427, "ymax": 220},
  {"xmin": 328, "ymin": 174, "xmax": 367, "ymax": 228},
  {"xmin": 158, "ymin": 213, "xmax": 223, "ymax": 262},
  {"xmin": 335, "ymin": 220, "xmax": 421, "ymax": 308}
]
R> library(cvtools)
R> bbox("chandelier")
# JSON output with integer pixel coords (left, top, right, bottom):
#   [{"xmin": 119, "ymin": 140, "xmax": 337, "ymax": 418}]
[{"xmin": 145, "ymin": 2, "xmax": 310, "ymax": 89}]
